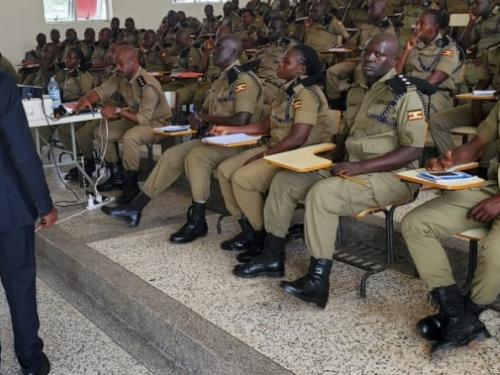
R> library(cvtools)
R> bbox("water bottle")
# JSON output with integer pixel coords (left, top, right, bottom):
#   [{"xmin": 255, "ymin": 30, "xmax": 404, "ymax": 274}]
[{"xmin": 47, "ymin": 76, "xmax": 61, "ymax": 109}]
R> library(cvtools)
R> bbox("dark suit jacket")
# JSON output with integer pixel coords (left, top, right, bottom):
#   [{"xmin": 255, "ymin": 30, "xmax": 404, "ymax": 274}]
[{"xmin": 0, "ymin": 71, "xmax": 53, "ymax": 232}]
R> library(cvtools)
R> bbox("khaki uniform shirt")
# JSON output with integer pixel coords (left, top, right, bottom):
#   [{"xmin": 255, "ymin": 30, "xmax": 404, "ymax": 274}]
[
  {"xmin": 234, "ymin": 24, "xmax": 259, "ymax": 44},
  {"xmin": 0, "ymin": 54, "xmax": 17, "ymax": 79},
  {"xmin": 200, "ymin": 17, "xmax": 220, "ymax": 34},
  {"xmin": 30, "ymin": 64, "xmax": 64, "ymax": 91},
  {"xmin": 96, "ymin": 67, "xmax": 171, "ymax": 127},
  {"xmin": 255, "ymin": 38, "xmax": 296, "ymax": 87},
  {"xmin": 143, "ymin": 45, "xmax": 170, "ymax": 72},
  {"xmin": 470, "ymin": 6, "xmax": 500, "ymax": 51},
  {"xmin": 356, "ymin": 18, "xmax": 396, "ymax": 49},
  {"xmin": 79, "ymin": 41, "xmax": 96, "ymax": 62},
  {"xmin": 202, "ymin": 60, "xmax": 264, "ymax": 122},
  {"xmin": 120, "ymin": 30, "xmax": 139, "ymax": 47},
  {"xmin": 173, "ymin": 47, "xmax": 202, "ymax": 72},
  {"xmin": 328, "ymin": 18, "xmax": 350, "ymax": 42},
  {"xmin": 222, "ymin": 13, "xmax": 242, "ymax": 32},
  {"xmin": 405, "ymin": 34, "xmax": 462, "ymax": 95},
  {"xmin": 343, "ymin": 68, "xmax": 427, "ymax": 206},
  {"xmin": 61, "ymin": 41, "xmax": 80, "ymax": 60},
  {"xmin": 61, "ymin": 69, "xmax": 95, "ymax": 102},
  {"xmin": 478, "ymin": 43, "xmax": 500, "ymax": 90},
  {"xmin": 303, "ymin": 23, "xmax": 337, "ymax": 57},
  {"xmin": 444, "ymin": 0, "xmax": 469, "ymax": 13},
  {"xmin": 476, "ymin": 100, "xmax": 500, "ymax": 188},
  {"xmin": 269, "ymin": 78, "xmax": 334, "ymax": 146},
  {"xmin": 90, "ymin": 44, "xmax": 109, "ymax": 65}
]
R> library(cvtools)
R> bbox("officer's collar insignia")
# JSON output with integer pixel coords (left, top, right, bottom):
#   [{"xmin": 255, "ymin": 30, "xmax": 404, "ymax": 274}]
[
  {"xmin": 137, "ymin": 75, "xmax": 146, "ymax": 87},
  {"xmin": 235, "ymin": 83, "xmax": 247, "ymax": 93},
  {"xmin": 407, "ymin": 110, "xmax": 424, "ymax": 121}
]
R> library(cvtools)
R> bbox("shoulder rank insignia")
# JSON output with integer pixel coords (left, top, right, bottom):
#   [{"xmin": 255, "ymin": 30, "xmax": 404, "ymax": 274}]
[
  {"xmin": 442, "ymin": 49, "xmax": 455, "ymax": 57},
  {"xmin": 137, "ymin": 76, "xmax": 146, "ymax": 87},
  {"xmin": 235, "ymin": 83, "xmax": 247, "ymax": 93},
  {"xmin": 407, "ymin": 110, "xmax": 424, "ymax": 121},
  {"xmin": 293, "ymin": 100, "xmax": 302, "ymax": 109}
]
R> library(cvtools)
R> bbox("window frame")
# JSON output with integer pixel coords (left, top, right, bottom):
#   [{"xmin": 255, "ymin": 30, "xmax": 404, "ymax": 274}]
[{"xmin": 43, "ymin": 0, "xmax": 113, "ymax": 23}]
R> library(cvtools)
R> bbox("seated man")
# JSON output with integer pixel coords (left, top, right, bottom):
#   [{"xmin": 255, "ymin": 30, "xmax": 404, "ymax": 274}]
[
  {"xmin": 102, "ymin": 35, "xmax": 265, "ymax": 246},
  {"xmin": 139, "ymin": 30, "xmax": 171, "ymax": 72},
  {"xmin": 325, "ymin": 0, "xmax": 395, "ymax": 104},
  {"xmin": 61, "ymin": 28, "xmax": 79, "ymax": 60},
  {"xmin": 233, "ymin": 8, "xmax": 259, "ymax": 49},
  {"xmin": 396, "ymin": 9, "xmax": 463, "ymax": 117},
  {"xmin": 401, "ymin": 101, "xmax": 500, "ymax": 355},
  {"xmin": 200, "ymin": 4, "xmax": 221, "ymax": 35},
  {"xmin": 273, "ymin": 33, "xmax": 426, "ymax": 308},
  {"xmin": 79, "ymin": 28, "xmax": 96, "ymax": 62},
  {"xmin": 75, "ymin": 45, "xmax": 172, "ymax": 204},
  {"xmin": 24, "ymin": 32, "xmax": 46, "ymax": 63},
  {"xmin": 430, "ymin": 42, "xmax": 500, "ymax": 154}
]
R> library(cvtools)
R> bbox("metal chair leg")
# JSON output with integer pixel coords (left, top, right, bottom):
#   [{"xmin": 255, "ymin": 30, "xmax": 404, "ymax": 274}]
[
  {"xmin": 360, "ymin": 206, "xmax": 396, "ymax": 298},
  {"xmin": 336, "ymin": 216, "xmax": 345, "ymax": 247},
  {"xmin": 462, "ymin": 239, "xmax": 478, "ymax": 292},
  {"xmin": 217, "ymin": 214, "xmax": 228, "ymax": 235}
]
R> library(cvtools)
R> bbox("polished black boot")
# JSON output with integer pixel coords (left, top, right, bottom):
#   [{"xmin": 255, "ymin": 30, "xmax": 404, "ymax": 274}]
[
  {"xmin": 101, "ymin": 192, "xmax": 151, "ymax": 227},
  {"xmin": 236, "ymin": 230, "xmax": 266, "ymax": 263},
  {"xmin": 430, "ymin": 285, "xmax": 491, "ymax": 355},
  {"xmin": 64, "ymin": 157, "xmax": 96, "ymax": 181},
  {"xmin": 117, "ymin": 170, "xmax": 140, "ymax": 204},
  {"xmin": 233, "ymin": 234, "xmax": 285, "ymax": 277},
  {"xmin": 97, "ymin": 162, "xmax": 126, "ymax": 192},
  {"xmin": 22, "ymin": 352, "xmax": 50, "ymax": 375},
  {"xmin": 280, "ymin": 257, "xmax": 332, "ymax": 308},
  {"xmin": 169, "ymin": 202, "xmax": 208, "ymax": 244},
  {"xmin": 221, "ymin": 217, "xmax": 257, "ymax": 251}
]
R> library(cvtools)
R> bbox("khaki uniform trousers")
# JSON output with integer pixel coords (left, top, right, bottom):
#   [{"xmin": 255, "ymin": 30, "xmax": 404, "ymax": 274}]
[
  {"xmin": 93, "ymin": 119, "xmax": 160, "ymax": 171},
  {"xmin": 430, "ymin": 103, "xmax": 495, "ymax": 155},
  {"xmin": 325, "ymin": 61, "xmax": 357, "ymax": 101},
  {"xmin": 264, "ymin": 170, "xmax": 326, "ymax": 238},
  {"xmin": 185, "ymin": 144, "xmax": 246, "ymax": 202},
  {"xmin": 142, "ymin": 139, "xmax": 203, "ymax": 198},
  {"xmin": 304, "ymin": 173, "xmax": 413, "ymax": 259},
  {"xmin": 401, "ymin": 185, "xmax": 500, "ymax": 305},
  {"xmin": 217, "ymin": 146, "xmax": 276, "ymax": 230}
]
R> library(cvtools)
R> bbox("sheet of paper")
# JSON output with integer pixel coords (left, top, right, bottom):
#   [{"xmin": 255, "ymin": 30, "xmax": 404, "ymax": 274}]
[
  {"xmin": 472, "ymin": 90, "xmax": 496, "ymax": 96},
  {"xmin": 202, "ymin": 133, "xmax": 261, "ymax": 145},
  {"xmin": 156, "ymin": 125, "xmax": 191, "ymax": 132}
]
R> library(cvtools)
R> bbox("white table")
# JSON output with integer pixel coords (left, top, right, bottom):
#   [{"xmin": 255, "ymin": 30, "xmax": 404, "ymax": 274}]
[{"xmin": 29, "ymin": 111, "xmax": 102, "ymax": 188}]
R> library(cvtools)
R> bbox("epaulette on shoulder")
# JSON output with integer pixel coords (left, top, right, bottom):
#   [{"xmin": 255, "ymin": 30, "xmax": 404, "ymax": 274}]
[
  {"xmin": 240, "ymin": 59, "xmax": 260, "ymax": 73},
  {"xmin": 137, "ymin": 75, "xmax": 146, "ymax": 88},
  {"xmin": 387, "ymin": 74, "xmax": 437, "ymax": 96}
]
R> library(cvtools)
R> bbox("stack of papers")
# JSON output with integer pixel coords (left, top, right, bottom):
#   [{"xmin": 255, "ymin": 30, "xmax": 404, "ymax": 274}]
[
  {"xmin": 202, "ymin": 133, "xmax": 261, "ymax": 146},
  {"xmin": 472, "ymin": 90, "xmax": 496, "ymax": 96},
  {"xmin": 417, "ymin": 171, "xmax": 480, "ymax": 184},
  {"xmin": 156, "ymin": 125, "xmax": 191, "ymax": 132}
]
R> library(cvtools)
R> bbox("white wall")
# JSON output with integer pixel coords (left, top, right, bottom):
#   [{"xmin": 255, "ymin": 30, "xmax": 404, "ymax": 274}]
[{"xmin": 0, "ymin": 0, "xmax": 224, "ymax": 65}]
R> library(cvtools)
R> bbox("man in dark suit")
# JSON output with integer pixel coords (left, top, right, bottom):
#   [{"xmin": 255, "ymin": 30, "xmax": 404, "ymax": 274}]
[{"xmin": 0, "ymin": 71, "xmax": 56, "ymax": 374}]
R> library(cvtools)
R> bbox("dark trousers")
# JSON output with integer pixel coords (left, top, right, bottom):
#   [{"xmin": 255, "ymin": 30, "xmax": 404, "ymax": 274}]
[{"xmin": 0, "ymin": 224, "xmax": 43, "ymax": 371}]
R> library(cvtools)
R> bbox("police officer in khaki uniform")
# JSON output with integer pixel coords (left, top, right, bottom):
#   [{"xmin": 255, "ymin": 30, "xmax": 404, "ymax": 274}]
[
  {"xmin": 278, "ymin": 33, "xmax": 427, "ymax": 308},
  {"xmin": 212, "ymin": 45, "xmax": 336, "ymax": 265},
  {"xmin": 23, "ymin": 43, "xmax": 62, "ymax": 88},
  {"xmin": 200, "ymin": 4, "xmax": 221, "ymax": 35},
  {"xmin": 396, "ymin": 9, "xmax": 462, "ymax": 117},
  {"xmin": 401, "ymin": 101, "xmax": 500, "ymax": 355},
  {"xmin": 120, "ymin": 17, "xmax": 140, "ymax": 47},
  {"xmin": 139, "ymin": 30, "xmax": 171, "ymax": 72},
  {"xmin": 89, "ymin": 28, "xmax": 112, "ymax": 86},
  {"xmin": 325, "ymin": 0, "xmax": 396, "ymax": 102},
  {"xmin": 60, "ymin": 28, "xmax": 80, "ymax": 61},
  {"xmin": 102, "ymin": 36, "xmax": 265, "ymax": 244},
  {"xmin": 79, "ymin": 28, "xmax": 96, "ymax": 63},
  {"xmin": 233, "ymin": 8, "xmax": 259, "ymax": 49},
  {"xmin": 75, "ymin": 45, "xmax": 171, "ymax": 204},
  {"xmin": 254, "ymin": 17, "xmax": 296, "ymax": 105},
  {"xmin": 222, "ymin": 2, "xmax": 242, "ymax": 31},
  {"xmin": 398, "ymin": 0, "xmax": 432, "ymax": 45},
  {"xmin": 458, "ymin": 0, "xmax": 500, "ymax": 89},
  {"xmin": 430, "ymin": 41, "xmax": 500, "ymax": 154}
]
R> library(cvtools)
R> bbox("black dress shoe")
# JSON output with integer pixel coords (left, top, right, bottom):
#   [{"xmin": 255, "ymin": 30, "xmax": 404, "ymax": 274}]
[
  {"xmin": 169, "ymin": 202, "xmax": 208, "ymax": 244},
  {"xmin": 236, "ymin": 247, "xmax": 263, "ymax": 263},
  {"xmin": 23, "ymin": 352, "xmax": 50, "ymax": 375},
  {"xmin": 102, "ymin": 205, "xmax": 142, "ymax": 227}
]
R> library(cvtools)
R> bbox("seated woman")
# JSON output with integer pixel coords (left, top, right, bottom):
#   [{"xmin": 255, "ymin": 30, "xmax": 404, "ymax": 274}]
[{"xmin": 214, "ymin": 44, "xmax": 336, "ymax": 263}]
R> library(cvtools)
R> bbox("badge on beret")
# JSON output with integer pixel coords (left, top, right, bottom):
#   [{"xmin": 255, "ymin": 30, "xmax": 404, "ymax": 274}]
[
  {"xmin": 407, "ymin": 110, "xmax": 424, "ymax": 121},
  {"xmin": 293, "ymin": 100, "xmax": 302, "ymax": 109},
  {"xmin": 235, "ymin": 83, "xmax": 247, "ymax": 93},
  {"xmin": 442, "ymin": 50, "xmax": 454, "ymax": 57}
]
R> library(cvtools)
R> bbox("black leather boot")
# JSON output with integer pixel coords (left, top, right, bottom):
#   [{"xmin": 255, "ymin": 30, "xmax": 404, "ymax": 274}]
[
  {"xmin": 117, "ymin": 170, "xmax": 140, "ymax": 204},
  {"xmin": 430, "ymin": 285, "xmax": 491, "ymax": 354},
  {"xmin": 64, "ymin": 157, "xmax": 96, "ymax": 181},
  {"xmin": 233, "ymin": 234, "xmax": 285, "ymax": 277},
  {"xmin": 280, "ymin": 257, "xmax": 332, "ymax": 308},
  {"xmin": 236, "ymin": 231, "xmax": 269, "ymax": 263},
  {"xmin": 221, "ymin": 217, "xmax": 257, "ymax": 251},
  {"xmin": 169, "ymin": 202, "xmax": 208, "ymax": 244},
  {"xmin": 101, "ymin": 192, "xmax": 151, "ymax": 227},
  {"xmin": 97, "ymin": 162, "xmax": 126, "ymax": 192}
]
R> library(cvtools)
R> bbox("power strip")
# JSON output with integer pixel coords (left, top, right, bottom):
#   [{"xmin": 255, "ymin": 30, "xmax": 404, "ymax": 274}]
[{"xmin": 87, "ymin": 193, "xmax": 115, "ymax": 211}]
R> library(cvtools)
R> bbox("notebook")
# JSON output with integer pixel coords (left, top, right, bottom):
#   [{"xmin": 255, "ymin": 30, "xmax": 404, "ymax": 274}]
[{"xmin": 202, "ymin": 133, "xmax": 261, "ymax": 147}]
